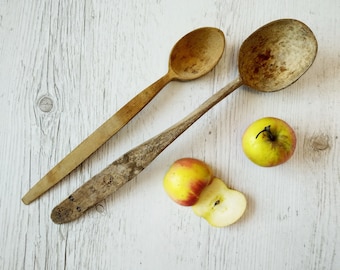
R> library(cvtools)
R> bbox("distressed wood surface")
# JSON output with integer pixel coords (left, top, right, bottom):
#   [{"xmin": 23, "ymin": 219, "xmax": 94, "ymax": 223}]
[{"xmin": 0, "ymin": 0, "xmax": 339, "ymax": 269}]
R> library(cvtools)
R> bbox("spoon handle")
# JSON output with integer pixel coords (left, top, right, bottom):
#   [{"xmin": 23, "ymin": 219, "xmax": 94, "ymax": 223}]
[
  {"xmin": 51, "ymin": 77, "xmax": 243, "ymax": 224},
  {"xmin": 22, "ymin": 73, "xmax": 173, "ymax": 205}
]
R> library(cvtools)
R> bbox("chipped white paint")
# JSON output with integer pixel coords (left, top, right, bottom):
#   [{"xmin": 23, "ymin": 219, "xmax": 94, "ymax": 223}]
[{"xmin": 0, "ymin": 0, "xmax": 339, "ymax": 269}]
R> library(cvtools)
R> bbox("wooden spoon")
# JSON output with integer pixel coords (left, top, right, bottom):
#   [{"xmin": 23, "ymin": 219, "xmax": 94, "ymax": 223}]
[
  {"xmin": 51, "ymin": 19, "xmax": 317, "ymax": 223},
  {"xmin": 22, "ymin": 27, "xmax": 225, "ymax": 205}
]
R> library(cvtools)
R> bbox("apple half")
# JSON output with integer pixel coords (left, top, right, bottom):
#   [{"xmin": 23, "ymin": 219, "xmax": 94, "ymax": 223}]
[{"xmin": 192, "ymin": 178, "xmax": 247, "ymax": 227}]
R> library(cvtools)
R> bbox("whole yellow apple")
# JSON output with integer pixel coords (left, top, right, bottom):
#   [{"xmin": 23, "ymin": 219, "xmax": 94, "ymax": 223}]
[
  {"xmin": 242, "ymin": 117, "xmax": 296, "ymax": 167},
  {"xmin": 163, "ymin": 158, "xmax": 213, "ymax": 206}
]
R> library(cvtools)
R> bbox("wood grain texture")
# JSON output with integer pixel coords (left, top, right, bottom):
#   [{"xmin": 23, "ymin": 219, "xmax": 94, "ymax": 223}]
[{"xmin": 0, "ymin": 0, "xmax": 339, "ymax": 269}]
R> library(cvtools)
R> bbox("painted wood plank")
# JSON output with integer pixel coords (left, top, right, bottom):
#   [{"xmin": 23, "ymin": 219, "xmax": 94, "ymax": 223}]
[{"xmin": 0, "ymin": 0, "xmax": 339, "ymax": 269}]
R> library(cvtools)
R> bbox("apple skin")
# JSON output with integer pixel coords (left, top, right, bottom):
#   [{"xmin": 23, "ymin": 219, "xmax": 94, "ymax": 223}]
[
  {"xmin": 242, "ymin": 117, "xmax": 296, "ymax": 167},
  {"xmin": 163, "ymin": 158, "xmax": 213, "ymax": 206},
  {"xmin": 192, "ymin": 178, "xmax": 247, "ymax": 227}
]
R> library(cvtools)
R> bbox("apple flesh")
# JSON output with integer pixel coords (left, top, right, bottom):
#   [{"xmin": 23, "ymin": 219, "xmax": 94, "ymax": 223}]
[
  {"xmin": 163, "ymin": 158, "xmax": 213, "ymax": 206},
  {"xmin": 192, "ymin": 178, "xmax": 247, "ymax": 227},
  {"xmin": 242, "ymin": 117, "xmax": 296, "ymax": 167}
]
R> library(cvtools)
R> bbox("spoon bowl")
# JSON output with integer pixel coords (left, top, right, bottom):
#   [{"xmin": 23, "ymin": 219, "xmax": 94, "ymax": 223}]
[
  {"xmin": 170, "ymin": 27, "xmax": 225, "ymax": 80},
  {"xmin": 239, "ymin": 19, "xmax": 318, "ymax": 91}
]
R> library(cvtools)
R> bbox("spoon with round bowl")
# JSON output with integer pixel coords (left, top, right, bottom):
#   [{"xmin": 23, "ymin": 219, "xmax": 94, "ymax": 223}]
[
  {"xmin": 51, "ymin": 19, "xmax": 317, "ymax": 223},
  {"xmin": 22, "ymin": 27, "xmax": 225, "ymax": 205}
]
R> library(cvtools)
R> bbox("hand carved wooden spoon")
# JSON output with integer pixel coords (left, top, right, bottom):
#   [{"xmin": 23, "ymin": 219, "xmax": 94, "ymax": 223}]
[
  {"xmin": 22, "ymin": 27, "xmax": 225, "ymax": 205},
  {"xmin": 51, "ymin": 19, "xmax": 317, "ymax": 223}
]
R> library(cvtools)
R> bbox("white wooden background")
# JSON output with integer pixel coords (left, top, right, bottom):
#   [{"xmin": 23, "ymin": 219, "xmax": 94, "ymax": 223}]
[{"xmin": 0, "ymin": 0, "xmax": 339, "ymax": 269}]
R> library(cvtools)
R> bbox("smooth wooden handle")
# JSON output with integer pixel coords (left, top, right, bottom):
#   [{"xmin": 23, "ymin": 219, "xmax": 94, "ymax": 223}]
[
  {"xmin": 22, "ymin": 73, "xmax": 173, "ymax": 205},
  {"xmin": 51, "ymin": 77, "xmax": 243, "ymax": 223}
]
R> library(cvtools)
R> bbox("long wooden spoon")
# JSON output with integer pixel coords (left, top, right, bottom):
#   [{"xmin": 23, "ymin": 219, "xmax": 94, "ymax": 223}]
[
  {"xmin": 51, "ymin": 19, "xmax": 317, "ymax": 223},
  {"xmin": 22, "ymin": 27, "xmax": 225, "ymax": 205}
]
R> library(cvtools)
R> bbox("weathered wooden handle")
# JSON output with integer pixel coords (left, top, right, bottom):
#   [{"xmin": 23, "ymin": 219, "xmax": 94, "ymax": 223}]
[
  {"xmin": 51, "ymin": 77, "xmax": 243, "ymax": 224},
  {"xmin": 22, "ymin": 73, "xmax": 173, "ymax": 205}
]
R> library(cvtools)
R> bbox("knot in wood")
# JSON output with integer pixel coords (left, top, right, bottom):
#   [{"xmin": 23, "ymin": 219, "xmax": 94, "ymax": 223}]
[
  {"xmin": 310, "ymin": 133, "xmax": 330, "ymax": 151},
  {"xmin": 38, "ymin": 96, "xmax": 54, "ymax": 112}
]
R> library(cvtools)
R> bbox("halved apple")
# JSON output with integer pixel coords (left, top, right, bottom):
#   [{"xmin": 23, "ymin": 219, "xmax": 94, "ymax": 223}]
[{"xmin": 192, "ymin": 178, "xmax": 247, "ymax": 227}]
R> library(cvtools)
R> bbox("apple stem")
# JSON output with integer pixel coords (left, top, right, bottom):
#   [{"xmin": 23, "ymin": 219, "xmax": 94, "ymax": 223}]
[{"xmin": 255, "ymin": 125, "xmax": 275, "ymax": 141}]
